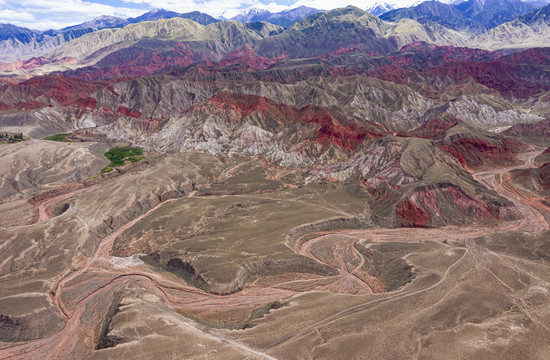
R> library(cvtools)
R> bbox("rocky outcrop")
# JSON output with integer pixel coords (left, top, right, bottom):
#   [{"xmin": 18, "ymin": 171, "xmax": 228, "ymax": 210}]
[
  {"xmin": 28, "ymin": 183, "xmax": 83, "ymax": 205},
  {"xmin": 219, "ymin": 45, "xmax": 282, "ymax": 70},
  {"xmin": 399, "ymin": 115, "xmax": 458, "ymax": 139},
  {"xmin": 440, "ymin": 135, "xmax": 529, "ymax": 169},
  {"xmin": 376, "ymin": 182, "xmax": 520, "ymax": 228}
]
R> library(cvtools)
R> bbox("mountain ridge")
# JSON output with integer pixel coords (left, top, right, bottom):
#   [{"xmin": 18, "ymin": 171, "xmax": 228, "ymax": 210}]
[
  {"xmin": 5, "ymin": 4, "xmax": 550, "ymax": 75},
  {"xmin": 230, "ymin": 6, "xmax": 321, "ymax": 27},
  {"xmin": 380, "ymin": 0, "xmax": 536, "ymax": 31}
]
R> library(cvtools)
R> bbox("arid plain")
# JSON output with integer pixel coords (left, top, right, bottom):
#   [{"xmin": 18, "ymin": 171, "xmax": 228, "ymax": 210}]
[{"xmin": 0, "ymin": 136, "xmax": 548, "ymax": 359}]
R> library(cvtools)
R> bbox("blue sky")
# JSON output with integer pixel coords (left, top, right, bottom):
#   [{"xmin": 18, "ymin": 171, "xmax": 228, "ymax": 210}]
[{"xmin": 0, "ymin": 0, "xmax": 419, "ymax": 30}]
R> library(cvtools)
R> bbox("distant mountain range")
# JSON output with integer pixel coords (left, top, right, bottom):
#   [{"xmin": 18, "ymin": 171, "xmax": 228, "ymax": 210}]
[
  {"xmin": 126, "ymin": 9, "xmax": 218, "ymax": 26},
  {"xmin": 380, "ymin": 0, "xmax": 544, "ymax": 32},
  {"xmin": 230, "ymin": 6, "xmax": 321, "ymax": 27},
  {"xmin": 3, "ymin": 1, "xmax": 550, "ymax": 63},
  {"xmin": 0, "ymin": 6, "xmax": 321, "ymax": 62},
  {"xmin": 29, "ymin": 4, "xmax": 550, "ymax": 73},
  {"xmin": 0, "ymin": 9, "xmax": 221, "ymax": 62}
]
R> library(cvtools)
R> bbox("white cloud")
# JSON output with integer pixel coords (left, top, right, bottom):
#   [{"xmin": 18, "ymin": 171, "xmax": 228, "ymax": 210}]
[
  {"xmin": 20, "ymin": 0, "xmax": 143, "ymax": 17},
  {"xmin": 121, "ymin": 0, "xmax": 422, "ymax": 19},
  {"xmin": 246, "ymin": 2, "xmax": 293, "ymax": 12},
  {"xmin": 121, "ymin": 0, "xmax": 253, "ymax": 15},
  {"xmin": 0, "ymin": 0, "xmax": 423, "ymax": 30},
  {"xmin": 292, "ymin": 0, "xmax": 419, "ymax": 10},
  {"xmin": 0, "ymin": 9, "xmax": 35, "ymax": 22},
  {"xmin": 0, "ymin": 0, "xmax": 144, "ymax": 29}
]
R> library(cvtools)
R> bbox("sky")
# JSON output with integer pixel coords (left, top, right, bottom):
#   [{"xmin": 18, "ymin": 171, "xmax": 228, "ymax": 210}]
[{"xmin": 0, "ymin": 0, "xmax": 422, "ymax": 30}]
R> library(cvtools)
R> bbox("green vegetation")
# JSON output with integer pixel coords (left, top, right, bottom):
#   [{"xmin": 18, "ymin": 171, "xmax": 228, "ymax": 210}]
[
  {"xmin": 0, "ymin": 132, "xmax": 26, "ymax": 144},
  {"xmin": 101, "ymin": 147, "xmax": 144, "ymax": 173},
  {"xmin": 129, "ymin": 155, "xmax": 144, "ymax": 163},
  {"xmin": 44, "ymin": 133, "xmax": 71, "ymax": 142}
]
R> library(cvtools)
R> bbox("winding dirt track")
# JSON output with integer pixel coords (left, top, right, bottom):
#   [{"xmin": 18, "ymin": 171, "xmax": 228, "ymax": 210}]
[
  {"xmin": 0, "ymin": 149, "xmax": 548, "ymax": 359},
  {"xmin": 473, "ymin": 149, "xmax": 549, "ymax": 232}
]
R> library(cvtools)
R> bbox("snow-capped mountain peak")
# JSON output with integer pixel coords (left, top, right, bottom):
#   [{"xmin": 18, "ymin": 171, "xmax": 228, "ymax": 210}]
[{"xmin": 367, "ymin": 2, "xmax": 399, "ymax": 16}]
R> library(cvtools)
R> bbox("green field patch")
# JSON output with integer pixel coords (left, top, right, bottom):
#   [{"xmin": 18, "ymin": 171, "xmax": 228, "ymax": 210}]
[
  {"xmin": 128, "ymin": 155, "xmax": 144, "ymax": 163},
  {"xmin": 101, "ymin": 147, "xmax": 143, "ymax": 173},
  {"xmin": 44, "ymin": 133, "xmax": 72, "ymax": 142}
]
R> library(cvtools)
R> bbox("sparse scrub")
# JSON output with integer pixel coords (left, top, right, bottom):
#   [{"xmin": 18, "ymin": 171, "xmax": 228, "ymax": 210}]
[{"xmin": 1, "ymin": 132, "xmax": 27, "ymax": 143}]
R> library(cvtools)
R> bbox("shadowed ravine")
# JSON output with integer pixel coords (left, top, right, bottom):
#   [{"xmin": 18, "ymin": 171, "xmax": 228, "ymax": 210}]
[{"xmin": 0, "ymin": 148, "xmax": 547, "ymax": 359}]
